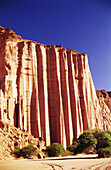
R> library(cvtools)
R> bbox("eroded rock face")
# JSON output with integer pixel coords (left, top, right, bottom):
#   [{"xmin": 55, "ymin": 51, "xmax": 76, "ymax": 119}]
[
  {"xmin": 0, "ymin": 26, "xmax": 110, "ymax": 148},
  {"xmin": 96, "ymin": 90, "xmax": 111, "ymax": 130},
  {"xmin": 0, "ymin": 120, "xmax": 45, "ymax": 160}
]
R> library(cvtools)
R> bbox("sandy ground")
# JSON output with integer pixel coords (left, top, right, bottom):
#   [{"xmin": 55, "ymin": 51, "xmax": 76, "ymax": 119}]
[{"xmin": 0, "ymin": 154, "xmax": 111, "ymax": 170}]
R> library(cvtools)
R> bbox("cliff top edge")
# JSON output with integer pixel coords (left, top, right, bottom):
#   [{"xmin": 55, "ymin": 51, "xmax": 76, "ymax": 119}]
[{"xmin": 0, "ymin": 26, "xmax": 86, "ymax": 55}]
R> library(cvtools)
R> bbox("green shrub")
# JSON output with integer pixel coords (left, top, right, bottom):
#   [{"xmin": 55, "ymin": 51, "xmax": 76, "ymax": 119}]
[
  {"xmin": 104, "ymin": 130, "xmax": 111, "ymax": 136},
  {"xmin": 13, "ymin": 146, "xmax": 21, "ymax": 158},
  {"xmin": 92, "ymin": 128, "xmax": 101, "ymax": 138},
  {"xmin": 21, "ymin": 144, "xmax": 38, "ymax": 158},
  {"xmin": 61, "ymin": 150, "xmax": 73, "ymax": 156},
  {"xmin": 13, "ymin": 144, "xmax": 38, "ymax": 158},
  {"xmin": 67, "ymin": 141, "xmax": 78, "ymax": 154},
  {"xmin": 67, "ymin": 129, "xmax": 111, "ymax": 157},
  {"xmin": 93, "ymin": 130, "xmax": 111, "ymax": 150},
  {"xmin": 46, "ymin": 143, "xmax": 65, "ymax": 157},
  {"xmin": 97, "ymin": 147, "xmax": 111, "ymax": 158},
  {"xmin": 77, "ymin": 130, "xmax": 97, "ymax": 153}
]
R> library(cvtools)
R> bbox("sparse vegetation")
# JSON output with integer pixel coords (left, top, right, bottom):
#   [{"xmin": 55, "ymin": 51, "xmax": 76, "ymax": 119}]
[
  {"xmin": 97, "ymin": 147, "xmax": 111, "ymax": 158},
  {"xmin": 13, "ymin": 129, "xmax": 111, "ymax": 159},
  {"xmin": 67, "ymin": 129, "xmax": 111, "ymax": 158},
  {"xmin": 13, "ymin": 146, "xmax": 21, "ymax": 158},
  {"xmin": 13, "ymin": 144, "xmax": 38, "ymax": 158},
  {"xmin": 46, "ymin": 143, "xmax": 65, "ymax": 157},
  {"xmin": 67, "ymin": 141, "xmax": 78, "ymax": 155},
  {"xmin": 76, "ymin": 130, "xmax": 97, "ymax": 154},
  {"xmin": 61, "ymin": 150, "xmax": 73, "ymax": 156},
  {"xmin": 92, "ymin": 129, "xmax": 111, "ymax": 150}
]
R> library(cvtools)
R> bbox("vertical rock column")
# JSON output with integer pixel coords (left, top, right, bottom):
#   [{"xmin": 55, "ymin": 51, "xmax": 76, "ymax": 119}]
[
  {"xmin": 73, "ymin": 54, "xmax": 83, "ymax": 135},
  {"xmin": 78, "ymin": 54, "xmax": 102, "ymax": 130},
  {"xmin": 36, "ymin": 44, "xmax": 50, "ymax": 146},
  {"xmin": 67, "ymin": 50, "xmax": 77, "ymax": 139},
  {"xmin": 17, "ymin": 41, "xmax": 32, "ymax": 130},
  {"xmin": 47, "ymin": 46, "xmax": 63, "ymax": 144},
  {"xmin": 5, "ymin": 42, "xmax": 18, "ymax": 123},
  {"xmin": 77, "ymin": 54, "xmax": 88, "ymax": 131},
  {"xmin": 24, "ymin": 42, "xmax": 33, "ymax": 133},
  {"xmin": 22, "ymin": 66, "xmax": 27, "ymax": 130},
  {"xmin": 82, "ymin": 53, "xmax": 95, "ymax": 129},
  {"xmin": 55, "ymin": 47, "xmax": 66, "ymax": 148},
  {"xmin": 59, "ymin": 49, "xmax": 73, "ymax": 146},
  {"xmin": 67, "ymin": 50, "xmax": 83, "ymax": 139},
  {"xmin": 28, "ymin": 42, "xmax": 40, "ymax": 138},
  {"xmin": 16, "ymin": 42, "xmax": 25, "ymax": 128}
]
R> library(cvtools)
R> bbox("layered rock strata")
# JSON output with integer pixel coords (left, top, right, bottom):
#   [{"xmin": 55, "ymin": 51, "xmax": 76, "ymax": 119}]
[{"xmin": 0, "ymin": 26, "xmax": 110, "ymax": 148}]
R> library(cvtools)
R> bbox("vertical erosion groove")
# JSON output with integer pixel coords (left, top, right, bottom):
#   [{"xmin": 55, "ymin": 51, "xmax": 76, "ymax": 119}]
[
  {"xmin": 77, "ymin": 54, "xmax": 88, "ymax": 131},
  {"xmin": 16, "ymin": 42, "xmax": 24, "ymax": 128},
  {"xmin": 36, "ymin": 44, "xmax": 46, "ymax": 142},
  {"xmin": 36, "ymin": 45, "xmax": 50, "ymax": 145},
  {"xmin": 59, "ymin": 49, "xmax": 73, "ymax": 146},
  {"xmin": 42, "ymin": 46, "xmax": 50, "ymax": 146},
  {"xmin": 83, "ymin": 54, "xmax": 92, "ymax": 129},
  {"xmin": 73, "ymin": 54, "xmax": 83, "ymax": 135},
  {"xmin": 46, "ymin": 46, "xmax": 61, "ymax": 144},
  {"xmin": 28, "ymin": 42, "xmax": 39, "ymax": 138},
  {"xmin": 67, "ymin": 50, "xmax": 77, "ymax": 140},
  {"xmin": 25, "ymin": 43, "xmax": 31, "ymax": 132}
]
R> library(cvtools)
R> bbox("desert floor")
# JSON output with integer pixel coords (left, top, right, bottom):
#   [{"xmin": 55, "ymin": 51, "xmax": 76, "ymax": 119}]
[{"xmin": 0, "ymin": 154, "xmax": 111, "ymax": 170}]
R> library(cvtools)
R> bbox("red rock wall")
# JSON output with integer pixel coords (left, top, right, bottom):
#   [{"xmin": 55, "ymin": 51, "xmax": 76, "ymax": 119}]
[{"xmin": 0, "ymin": 27, "xmax": 110, "ymax": 148}]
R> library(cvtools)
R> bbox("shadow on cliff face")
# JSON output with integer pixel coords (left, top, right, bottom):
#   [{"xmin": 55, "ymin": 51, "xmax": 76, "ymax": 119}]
[
  {"xmin": 14, "ymin": 104, "xmax": 19, "ymax": 128},
  {"xmin": 30, "ymin": 82, "xmax": 39, "ymax": 138}
]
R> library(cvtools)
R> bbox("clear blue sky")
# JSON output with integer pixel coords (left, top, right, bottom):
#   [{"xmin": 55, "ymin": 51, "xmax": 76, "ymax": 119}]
[{"xmin": 0, "ymin": 0, "xmax": 111, "ymax": 91}]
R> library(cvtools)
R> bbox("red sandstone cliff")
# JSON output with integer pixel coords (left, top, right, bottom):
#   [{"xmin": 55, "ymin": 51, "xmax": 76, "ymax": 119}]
[{"xmin": 0, "ymin": 26, "xmax": 110, "ymax": 148}]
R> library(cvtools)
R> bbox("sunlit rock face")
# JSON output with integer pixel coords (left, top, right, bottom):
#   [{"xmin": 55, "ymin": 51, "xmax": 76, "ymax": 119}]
[
  {"xmin": 0, "ymin": 26, "xmax": 110, "ymax": 148},
  {"xmin": 96, "ymin": 90, "xmax": 111, "ymax": 130}
]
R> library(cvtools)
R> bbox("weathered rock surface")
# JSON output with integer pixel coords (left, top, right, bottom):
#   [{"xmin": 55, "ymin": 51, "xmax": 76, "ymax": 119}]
[
  {"xmin": 0, "ymin": 26, "xmax": 110, "ymax": 149},
  {"xmin": 0, "ymin": 120, "xmax": 46, "ymax": 160},
  {"xmin": 96, "ymin": 90, "xmax": 111, "ymax": 130}
]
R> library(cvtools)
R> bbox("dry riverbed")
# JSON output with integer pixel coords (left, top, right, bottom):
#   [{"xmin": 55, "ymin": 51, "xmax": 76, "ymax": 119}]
[{"xmin": 0, "ymin": 154, "xmax": 111, "ymax": 170}]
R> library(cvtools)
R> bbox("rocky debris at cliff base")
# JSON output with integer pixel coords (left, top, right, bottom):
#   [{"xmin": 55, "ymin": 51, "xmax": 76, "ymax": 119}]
[{"xmin": 0, "ymin": 120, "xmax": 46, "ymax": 160}]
